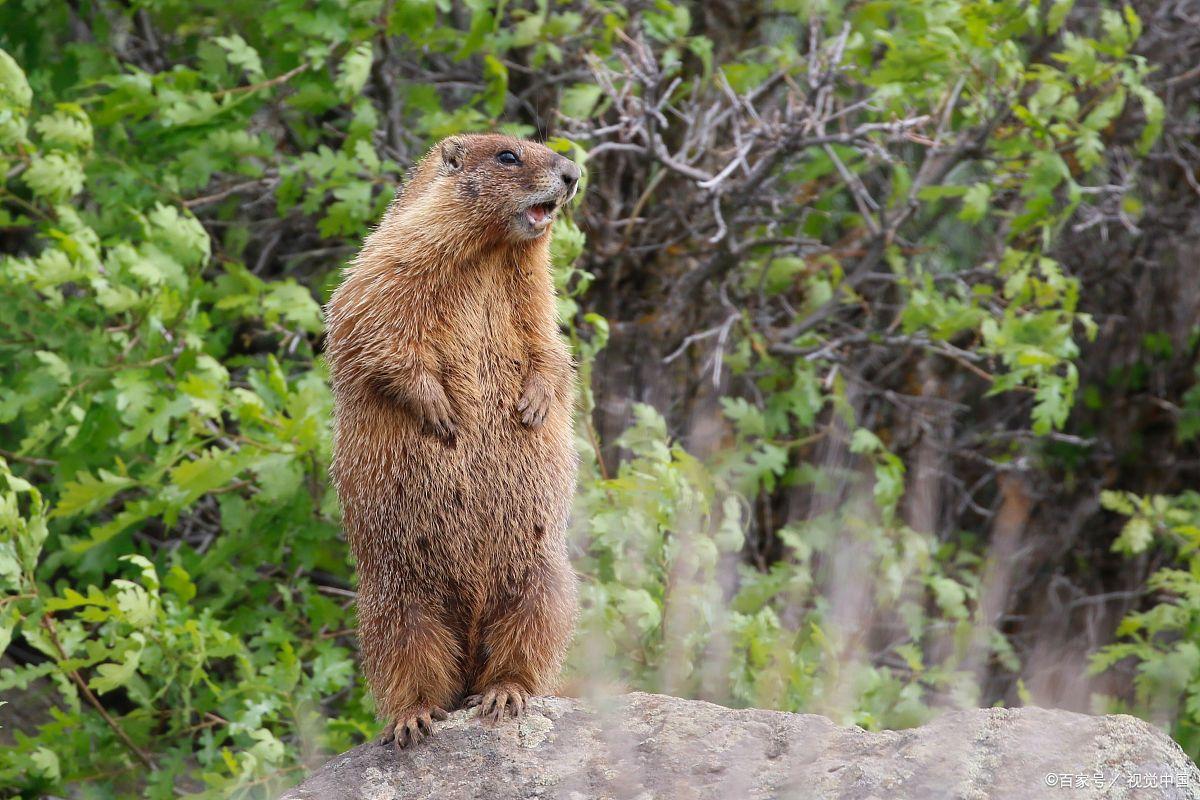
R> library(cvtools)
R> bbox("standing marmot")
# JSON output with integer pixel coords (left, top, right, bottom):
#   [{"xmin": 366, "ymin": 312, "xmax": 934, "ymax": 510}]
[{"xmin": 325, "ymin": 134, "xmax": 581, "ymax": 748}]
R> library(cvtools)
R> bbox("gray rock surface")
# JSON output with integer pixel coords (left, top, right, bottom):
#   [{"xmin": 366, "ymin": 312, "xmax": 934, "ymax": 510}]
[{"xmin": 280, "ymin": 692, "xmax": 1200, "ymax": 800}]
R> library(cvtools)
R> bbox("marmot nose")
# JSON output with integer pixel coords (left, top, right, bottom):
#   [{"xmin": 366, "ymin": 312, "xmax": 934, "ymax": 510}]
[{"xmin": 557, "ymin": 157, "xmax": 581, "ymax": 189}]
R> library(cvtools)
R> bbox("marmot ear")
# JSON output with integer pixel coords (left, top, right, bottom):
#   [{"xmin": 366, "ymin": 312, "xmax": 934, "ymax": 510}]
[{"xmin": 440, "ymin": 137, "xmax": 466, "ymax": 174}]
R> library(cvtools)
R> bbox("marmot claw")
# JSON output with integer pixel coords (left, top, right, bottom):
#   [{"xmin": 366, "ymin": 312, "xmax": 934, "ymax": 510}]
[
  {"xmin": 381, "ymin": 704, "xmax": 449, "ymax": 749},
  {"xmin": 465, "ymin": 683, "xmax": 529, "ymax": 723},
  {"xmin": 417, "ymin": 380, "xmax": 458, "ymax": 440},
  {"xmin": 517, "ymin": 373, "xmax": 553, "ymax": 429}
]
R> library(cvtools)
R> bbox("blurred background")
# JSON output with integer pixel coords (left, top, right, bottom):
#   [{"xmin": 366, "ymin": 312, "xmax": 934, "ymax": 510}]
[{"xmin": 2, "ymin": 0, "xmax": 1200, "ymax": 796}]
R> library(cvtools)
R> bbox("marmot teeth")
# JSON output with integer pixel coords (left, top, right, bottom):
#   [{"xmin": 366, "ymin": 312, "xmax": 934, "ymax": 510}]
[{"xmin": 525, "ymin": 203, "xmax": 554, "ymax": 227}]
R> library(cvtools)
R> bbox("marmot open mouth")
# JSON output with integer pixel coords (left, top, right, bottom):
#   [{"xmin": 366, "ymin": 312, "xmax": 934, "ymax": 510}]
[{"xmin": 525, "ymin": 202, "xmax": 556, "ymax": 228}]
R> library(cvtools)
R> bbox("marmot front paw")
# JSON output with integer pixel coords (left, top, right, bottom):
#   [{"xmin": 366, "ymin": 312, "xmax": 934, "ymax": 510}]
[
  {"xmin": 516, "ymin": 373, "xmax": 553, "ymax": 429},
  {"xmin": 413, "ymin": 376, "xmax": 457, "ymax": 440},
  {"xmin": 380, "ymin": 704, "xmax": 450, "ymax": 749}
]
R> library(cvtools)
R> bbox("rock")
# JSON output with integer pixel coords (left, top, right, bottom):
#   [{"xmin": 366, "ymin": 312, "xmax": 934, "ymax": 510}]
[{"xmin": 280, "ymin": 692, "xmax": 1200, "ymax": 800}]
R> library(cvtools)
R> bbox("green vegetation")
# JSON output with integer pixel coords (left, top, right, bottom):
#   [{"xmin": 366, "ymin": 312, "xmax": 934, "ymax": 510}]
[{"xmin": 1, "ymin": 0, "xmax": 1198, "ymax": 796}]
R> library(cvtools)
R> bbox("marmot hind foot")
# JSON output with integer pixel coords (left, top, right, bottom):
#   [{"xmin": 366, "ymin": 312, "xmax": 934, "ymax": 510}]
[{"xmin": 465, "ymin": 682, "xmax": 529, "ymax": 723}]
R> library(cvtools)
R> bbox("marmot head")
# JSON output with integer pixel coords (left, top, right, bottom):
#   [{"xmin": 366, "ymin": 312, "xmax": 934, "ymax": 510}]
[{"xmin": 430, "ymin": 133, "xmax": 581, "ymax": 243}]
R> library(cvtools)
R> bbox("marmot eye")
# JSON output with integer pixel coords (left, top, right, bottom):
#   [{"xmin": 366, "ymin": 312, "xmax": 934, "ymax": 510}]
[{"xmin": 496, "ymin": 150, "xmax": 520, "ymax": 166}]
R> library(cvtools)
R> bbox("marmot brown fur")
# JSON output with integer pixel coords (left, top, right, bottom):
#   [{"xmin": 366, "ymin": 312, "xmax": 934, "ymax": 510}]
[{"xmin": 325, "ymin": 134, "xmax": 581, "ymax": 748}]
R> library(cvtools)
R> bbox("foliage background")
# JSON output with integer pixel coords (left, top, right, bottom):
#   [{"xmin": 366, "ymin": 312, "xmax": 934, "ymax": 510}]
[{"xmin": 1, "ymin": 0, "xmax": 1199, "ymax": 796}]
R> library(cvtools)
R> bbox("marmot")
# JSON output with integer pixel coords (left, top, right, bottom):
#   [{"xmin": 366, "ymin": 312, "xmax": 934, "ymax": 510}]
[{"xmin": 325, "ymin": 134, "xmax": 581, "ymax": 749}]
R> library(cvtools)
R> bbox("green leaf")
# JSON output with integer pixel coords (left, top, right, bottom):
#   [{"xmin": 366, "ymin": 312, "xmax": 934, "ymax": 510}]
[
  {"xmin": 1114, "ymin": 516, "xmax": 1154, "ymax": 554},
  {"xmin": 262, "ymin": 281, "xmax": 323, "ymax": 333},
  {"xmin": 930, "ymin": 576, "xmax": 967, "ymax": 619},
  {"xmin": 0, "ymin": 607, "xmax": 18, "ymax": 655},
  {"xmin": 147, "ymin": 203, "xmax": 210, "ymax": 268},
  {"xmin": 391, "ymin": 0, "xmax": 437, "ymax": 37},
  {"xmin": 30, "ymin": 747, "xmax": 60, "ymax": 781},
  {"xmin": 34, "ymin": 106, "xmax": 92, "ymax": 151},
  {"xmin": 1083, "ymin": 87, "xmax": 1125, "ymax": 133},
  {"xmin": 163, "ymin": 565, "xmax": 197, "ymax": 603},
  {"xmin": 1100, "ymin": 490, "xmax": 1135, "ymax": 515},
  {"xmin": 1131, "ymin": 83, "xmax": 1164, "ymax": 154},
  {"xmin": 215, "ymin": 34, "xmax": 265, "ymax": 81},
  {"xmin": 34, "ymin": 350, "xmax": 70, "ymax": 385},
  {"xmin": 0, "ymin": 48, "xmax": 32, "ymax": 111},
  {"xmin": 89, "ymin": 644, "xmax": 143, "ymax": 694},
  {"xmin": 23, "ymin": 152, "xmax": 86, "ymax": 201},
  {"xmin": 336, "ymin": 42, "xmax": 374, "ymax": 101},
  {"xmin": 113, "ymin": 580, "xmax": 156, "ymax": 627},
  {"xmin": 644, "ymin": 1, "xmax": 691, "ymax": 41},
  {"xmin": 53, "ymin": 469, "xmax": 135, "ymax": 518},
  {"xmin": 1047, "ymin": 0, "xmax": 1074, "ymax": 33},
  {"xmin": 959, "ymin": 182, "xmax": 991, "ymax": 223},
  {"xmin": 850, "ymin": 428, "xmax": 883, "ymax": 454},
  {"xmin": 169, "ymin": 448, "xmax": 244, "ymax": 504},
  {"xmin": 480, "ymin": 55, "xmax": 508, "ymax": 117},
  {"xmin": 561, "ymin": 84, "xmax": 603, "ymax": 119},
  {"xmin": 618, "ymin": 588, "xmax": 662, "ymax": 633}
]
